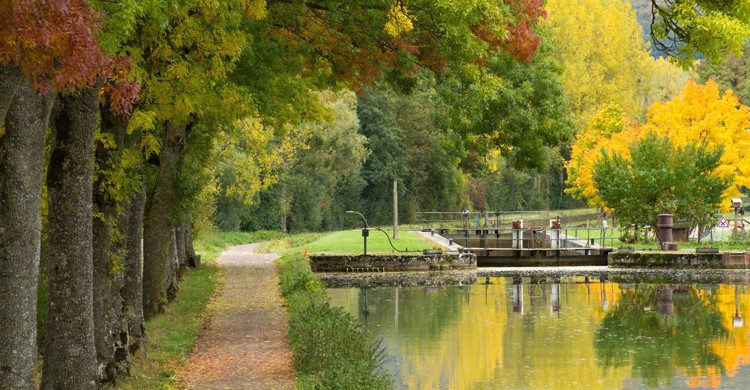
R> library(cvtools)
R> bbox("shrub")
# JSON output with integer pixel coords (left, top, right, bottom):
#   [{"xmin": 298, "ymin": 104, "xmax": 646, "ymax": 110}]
[{"xmin": 277, "ymin": 253, "xmax": 392, "ymax": 389}]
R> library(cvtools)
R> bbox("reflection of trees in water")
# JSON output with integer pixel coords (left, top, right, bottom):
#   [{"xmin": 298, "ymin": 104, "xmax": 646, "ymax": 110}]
[
  {"xmin": 594, "ymin": 285, "xmax": 728, "ymax": 388},
  {"xmin": 357, "ymin": 286, "xmax": 465, "ymax": 342}
]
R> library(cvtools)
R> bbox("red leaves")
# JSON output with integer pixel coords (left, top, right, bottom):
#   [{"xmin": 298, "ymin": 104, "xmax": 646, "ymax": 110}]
[
  {"xmin": 100, "ymin": 57, "xmax": 141, "ymax": 118},
  {"xmin": 471, "ymin": 0, "xmax": 547, "ymax": 65},
  {"xmin": 0, "ymin": 0, "xmax": 139, "ymax": 114},
  {"xmin": 1, "ymin": 0, "xmax": 103, "ymax": 90}
]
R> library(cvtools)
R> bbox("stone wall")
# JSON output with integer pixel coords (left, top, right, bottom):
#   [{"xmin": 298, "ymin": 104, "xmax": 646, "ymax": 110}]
[
  {"xmin": 609, "ymin": 250, "xmax": 750, "ymax": 269},
  {"xmin": 319, "ymin": 270, "xmax": 477, "ymax": 288},
  {"xmin": 309, "ymin": 252, "xmax": 477, "ymax": 273}
]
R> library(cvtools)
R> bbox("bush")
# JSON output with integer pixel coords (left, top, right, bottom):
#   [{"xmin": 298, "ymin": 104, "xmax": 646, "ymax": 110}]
[{"xmin": 277, "ymin": 253, "xmax": 391, "ymax": 389}]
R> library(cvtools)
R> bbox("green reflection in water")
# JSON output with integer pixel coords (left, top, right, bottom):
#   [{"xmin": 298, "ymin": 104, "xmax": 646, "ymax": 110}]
[
  {"xmin": 327, "ymin": 278, "xmax": 750, "ymax": 389},
  {"xmin": 595, "ymin": 285, "xmax": 727, "ymax": 388}
]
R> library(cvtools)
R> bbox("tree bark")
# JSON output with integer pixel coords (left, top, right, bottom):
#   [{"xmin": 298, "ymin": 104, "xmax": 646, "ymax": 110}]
[
  {"xmin": 0, "ymin": 64, "xmax": 22, "ymax": 125},
  {"xmin": 42, "ymin": 88, "xmax": 99, "ymax": 389},
  {"xmin": 142, "ymin": 121, "xmax": 187, "ymax": 318},
  {"xmin": 167, "ymin": 228, "xmax": 180, "ymax": 300},
  {"xmin": 0, "ymin": 84, "xmax": 53, "ymax": 390},
  {"xmin": 92, "ymin": 106, "xmax": 131, "ymax": 383},
  {"xmin": 176, "ymin": 220, "xmax": 187, "ymax": 277},
  {"xmin": 185, "ymin": 221, "xmax": 201, "ymax": 268},
  {"xmin": 123, "ymin": 183, "xmax": 146, "ymax": 355}
]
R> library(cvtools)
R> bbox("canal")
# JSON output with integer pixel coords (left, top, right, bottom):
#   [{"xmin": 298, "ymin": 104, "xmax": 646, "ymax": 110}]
[{"xmin": 328, "ymin": 276, "xmax": 750, "ymax": 389}]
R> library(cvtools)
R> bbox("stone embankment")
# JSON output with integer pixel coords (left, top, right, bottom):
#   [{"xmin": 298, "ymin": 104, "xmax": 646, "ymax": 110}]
[
  {"xmin": 609, "ymin": 250, "xmax": 750, "ymax": 269},
  {"xmin": 309, "ymin": 252, "xmax": 477, "ymax": 273}
]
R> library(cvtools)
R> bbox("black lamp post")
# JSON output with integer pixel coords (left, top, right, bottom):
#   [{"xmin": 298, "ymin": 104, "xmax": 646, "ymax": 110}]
[{"xmin": 346, "ymin": 210, "xmax": 369, "ymax": 255}]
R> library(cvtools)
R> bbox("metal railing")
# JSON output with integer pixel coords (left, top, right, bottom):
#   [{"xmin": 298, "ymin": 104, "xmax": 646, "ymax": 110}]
[
  {"xmin": 437, "ymin": 226, "xmax": 620, "ymax": 251},
  {"xmin": 416, "ymin": 210, "xmax": 602, "ymax": 229}
]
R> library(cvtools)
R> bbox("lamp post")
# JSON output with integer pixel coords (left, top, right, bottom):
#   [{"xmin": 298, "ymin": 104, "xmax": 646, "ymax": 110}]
[{"xmin": 346, "ymin": 211, "xmax": 369, "ymax": 255}]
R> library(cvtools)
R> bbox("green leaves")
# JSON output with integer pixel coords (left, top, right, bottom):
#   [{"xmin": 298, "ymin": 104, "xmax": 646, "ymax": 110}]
[
  {"xmin": 594, "ymin": 133, "xmax": 731, "ymax": 230},
  {"xmin": 650, "ymin": 0, "xmax": 750, "ymax": 67}
]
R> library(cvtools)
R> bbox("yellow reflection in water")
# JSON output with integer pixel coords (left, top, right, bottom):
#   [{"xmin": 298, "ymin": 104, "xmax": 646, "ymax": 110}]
[{"xmin": 328, "ymin": 280, "xmax": 750, "ymax": 389}]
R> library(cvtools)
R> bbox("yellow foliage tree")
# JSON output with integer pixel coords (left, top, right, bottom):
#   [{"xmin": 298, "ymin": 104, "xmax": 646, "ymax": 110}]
[
  {"xmin": 566, "ymin": 79, "xmax": 750, "ymax": 209},
  {"xmin": 643, "ymin": 79, "xmax": 750, "ymax": 203},
  {"xmin": 565, "ymin": 105, "xmax": 640, "ymax": 206},
  {"xmin": 546, "ymin": 0, "xmax": 690, "ymax": 128},
  {"xmin": 217, "ymin": 117, "xmax": 311, "ymax": 205},
  {"xmin": 545, "ymin": 0, "xmax": 651, "ymax": 127}
]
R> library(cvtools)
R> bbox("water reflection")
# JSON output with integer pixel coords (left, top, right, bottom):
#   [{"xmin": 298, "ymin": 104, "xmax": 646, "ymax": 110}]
[{"xmin": 327, "ymin": 277, "xmax": 750, "ymax": 389}]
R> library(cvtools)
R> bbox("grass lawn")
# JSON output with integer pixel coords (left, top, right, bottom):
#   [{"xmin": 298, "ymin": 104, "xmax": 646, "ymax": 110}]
[{"xmin": 293, "ymin": 229, "xmax": 437, "ymax": 255}]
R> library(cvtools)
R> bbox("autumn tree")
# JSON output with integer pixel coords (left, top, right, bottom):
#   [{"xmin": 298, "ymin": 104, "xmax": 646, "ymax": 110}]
[
  {"xmin": 0, "ymin": 1, "xmax": 133, "ymax": 388},
  {"xmin": 567, "ymin": 80, "xmax": 750, "ymax": 211},
  {"xmin": 545, "ymin": 0, "xmax": 651, "ymax": 126},
  {"xmin": 594, "ymin": 133, "xmax": 729, "ymax": 240},
  {"xmin": 642, "ymin": 79, "xmax": 750, "ymax": 202},
  {"xmin": 565, "ymin": 105, "xmax": 638, "ymax": 206}
]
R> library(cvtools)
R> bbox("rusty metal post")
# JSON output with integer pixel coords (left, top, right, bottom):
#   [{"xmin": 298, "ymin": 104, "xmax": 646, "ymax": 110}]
[
  {"xmin": 512, "ymin": 220, "xmax": 523, "ymax": 249},
  {"xmin": 657, "ymin": 214, "xmax": 674, "ymax": 249}
]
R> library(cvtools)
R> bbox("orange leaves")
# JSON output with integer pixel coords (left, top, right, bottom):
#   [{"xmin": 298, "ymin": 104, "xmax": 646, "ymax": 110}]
[
  {"xmin": 566, "ymin": 80, "xmax": 750, "ymax": 209},
  {"xmin": 643, "ymin": 79, "xmax": 750, "ymax": 204}
]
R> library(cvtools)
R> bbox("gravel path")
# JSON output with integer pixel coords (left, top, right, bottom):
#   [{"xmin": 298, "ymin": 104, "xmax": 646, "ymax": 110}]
[{"xmin": 178, "ymin": 243, "xmax": 295, "ymax": 389}]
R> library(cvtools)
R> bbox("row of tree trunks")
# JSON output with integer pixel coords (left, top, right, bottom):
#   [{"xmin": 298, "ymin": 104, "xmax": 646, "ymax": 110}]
[
  {"xmin": 143, "ymin": 121, "xmax": 188, "ymax": 318},
  {"xmin": 1, "ymin": 71, "xmax": 200, "ymax": 387},
  {"xmin": 1, "ymin": 78, "xmax": 199, "ymax": 386},
  {"xmin": 0, "ymin": 83, "xmax": 53, "ymax": 389},
  {"xmin": 42, "ymin": 87, "xmax": 100, "ymax": 389}
]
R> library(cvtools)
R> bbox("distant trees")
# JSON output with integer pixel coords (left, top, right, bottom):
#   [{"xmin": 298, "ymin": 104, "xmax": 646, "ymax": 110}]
[
  {"xmin": 697, "ymin": 43, "xmax": 750, "ymax": 105},
  {"xmin": 546, "ymin": 0, "xmax": 690, "ymax": 128},
  {"xmin": 546, "ymin": 0, "xmax": 651, "ymax": 125}
]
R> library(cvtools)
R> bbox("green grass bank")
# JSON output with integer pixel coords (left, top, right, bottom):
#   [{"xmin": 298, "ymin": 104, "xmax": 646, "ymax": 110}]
[
  {"xmin": 119, "ymin": 230, "xmax": 284, "ymax": 389},
  {"xmin": 123, "ymin": 229, "xmax": 429, "ymax": 388},
  {"xmin": 262, "ymin": 229, "xmax": 437, "ymax": 388}
]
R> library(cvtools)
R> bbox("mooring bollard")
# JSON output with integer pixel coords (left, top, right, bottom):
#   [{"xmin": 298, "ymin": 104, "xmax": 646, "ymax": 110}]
[{"xmin": 657, "ymin": 214, "xmax": 674, "ymax": 250}]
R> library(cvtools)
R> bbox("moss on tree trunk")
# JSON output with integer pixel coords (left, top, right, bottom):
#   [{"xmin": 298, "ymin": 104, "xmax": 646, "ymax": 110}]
[
  {"xmin": 143, "ymin": 121, "xmax": 188, "ymax": 318},
  {"xmin": 42, "ymin": 87, "xmax": 99, "ymax": 389},
  {"xmin": 92, "ymin": 106, "xmax": 131, "ymax": 383},
  {"xmin": 0, "ymin": 83, "xmax": 52, "ymax": 389}
]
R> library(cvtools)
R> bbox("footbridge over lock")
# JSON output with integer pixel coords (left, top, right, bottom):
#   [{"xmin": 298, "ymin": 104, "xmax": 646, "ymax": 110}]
[{"xmin": 417, "ymin": 211, "xmax": 618, "ymax": 267}]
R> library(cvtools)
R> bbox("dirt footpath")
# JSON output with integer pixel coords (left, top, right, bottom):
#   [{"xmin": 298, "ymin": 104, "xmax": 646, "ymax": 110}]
[{"xmin": 179, "ymin": 243, "xmax": 295, "ymax": 389}]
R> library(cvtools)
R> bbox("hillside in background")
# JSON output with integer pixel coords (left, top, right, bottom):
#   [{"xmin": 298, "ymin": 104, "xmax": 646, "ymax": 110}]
[{"xmin": 626, "ymin": 0, "xmax": 667, "ymax": 57}]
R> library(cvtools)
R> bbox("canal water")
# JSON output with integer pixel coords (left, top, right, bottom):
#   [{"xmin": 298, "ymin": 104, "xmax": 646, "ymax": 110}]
[{"xmin": 328, "ymin": 276, "xmax": 750, "ymax": 389}]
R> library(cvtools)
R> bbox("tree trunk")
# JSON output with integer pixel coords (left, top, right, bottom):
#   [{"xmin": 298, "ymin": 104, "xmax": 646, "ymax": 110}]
[
  {"xmin": 176, "ymin": 220, "xmax": 188, "ymax": 277},
  {"xmin": 185, "ymin": 221, "xmax": 201, "ymax": 268},
  {"xmin": 123, "ymin": 183, "xmax": 146, "ymax": 355},
  {"xmin": 0, "ymin": 84, "xmax": 53, "ymax": 390},
  {"xmin": 142, "ymin": 121, "xmax": 187, "ymax": 318},
  {"xmin": 92, "ymin": 106, "xmax": 131, "ymax": 383},
  {"xmin": 166, "ymin": 227, "xmax": 180, "ymax": 301},
  {"xmin": 42, "ymin": 88, "xmax": 99, "ymax": 389},
  {"xmin": 0, "ymin": 64, "xmax": 22, "ymax": 125}
]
